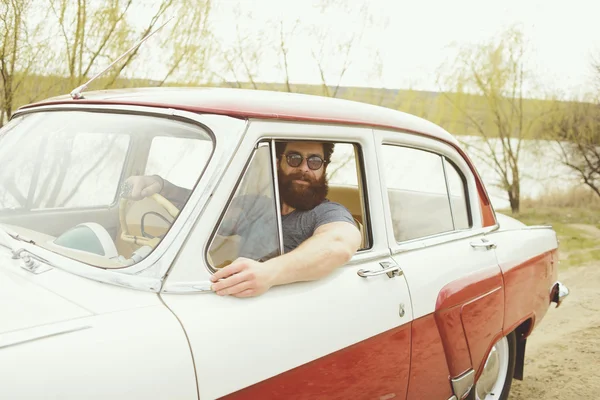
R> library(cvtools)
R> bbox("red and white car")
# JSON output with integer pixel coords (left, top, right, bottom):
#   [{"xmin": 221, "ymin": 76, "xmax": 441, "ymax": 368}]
[{"xmin": 0, "ymin": 87, "xmax": 568, "ymax": 400}]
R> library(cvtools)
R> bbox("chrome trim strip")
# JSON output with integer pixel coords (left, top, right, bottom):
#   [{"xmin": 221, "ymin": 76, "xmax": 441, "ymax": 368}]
[
  {"xmin": 391, "ymin": 224, "xmax": 500, "ymax": 255},
  {"xmin": 451, "ymin": 369, "xmax": 474, "ymax": 399},
  {"xmin": 0, "ymin": 324, "xmax": 92, "ymax": 350},
  {"xmin": 270, "ymin": 140, "xmax": 285, "ymax": 256},
  {"xmin": 448, "ymin": 396, "xmax": 458, "ymax": 400},
  {"xmin": 441, "ymin": 156, "xmax": 457, "ymax": 230},
  {"xmin": 7, "ymin": 104, "xmax": 248, "ymax": 292},
  {"xmin": 162, "ymin": 280, "xmax": 216, "ymax": 294},
  {"xmin": 525, "ymin": 225, "xmax": 553, "ymax": 230},
  {"xmin": 347, "ymin": 249, "xmax": 393, "ymax": 265}
]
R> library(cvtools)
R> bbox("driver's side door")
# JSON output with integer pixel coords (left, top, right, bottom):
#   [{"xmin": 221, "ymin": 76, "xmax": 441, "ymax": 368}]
[{"xmin": 161, "ymin": 122, "xmax": 414, "ymax": 400}]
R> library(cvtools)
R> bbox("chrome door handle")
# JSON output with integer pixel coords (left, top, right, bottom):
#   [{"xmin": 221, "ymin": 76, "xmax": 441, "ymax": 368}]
[
  {"xmin": 357, "ymin": 261, "xmax": 403, "ymax": 278},
  {"xmin": 469, "ymin": 238, "xmax": 497, "ymax": 250}
]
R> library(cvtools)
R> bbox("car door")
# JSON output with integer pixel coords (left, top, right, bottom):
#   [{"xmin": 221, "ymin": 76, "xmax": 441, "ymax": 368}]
[
  {"xmin": 161, "ymin": 121, "xmax": 413, "ymax": 400},
  {"xmin": 374, "ymin": 129, "xmax": 504, "ymax": 400}
]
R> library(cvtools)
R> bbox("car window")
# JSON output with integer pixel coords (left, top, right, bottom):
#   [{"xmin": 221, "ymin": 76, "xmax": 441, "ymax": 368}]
[
  {"xmin": 145, "ymin": 136, "xmax": 212, "ymax": 190},
  {"xmin": 206, "ymin": 139, "xmax": 370, "ymax": 270},
  {"xmin": 326, "ymin": 142, "xmax": 370, "ymax": 249},
  {"xmin": 327, "ymin": 143, "xmax": 359, "ymax": 186},
  {"xmin": 381, "ymin": 145, "xmax": 455, "ymax": 242},
  {"xmin": 444, "ymin": 158, "xmax": 471, "ymax": 230},
  {"xmin": 32, "ymin": 132, "xmax": 130, "ymax": 209},
  {"xmin": 207, "ymin": 143, "xmax": 281, "ymax": 269},
  {"xmin": 0, "ymin": 110, "xmax": 214, "ymax": 269}
]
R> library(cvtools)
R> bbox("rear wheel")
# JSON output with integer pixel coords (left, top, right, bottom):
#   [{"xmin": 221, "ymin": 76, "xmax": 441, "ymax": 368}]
[{"xmin": 468, "ymin": 331, "xmax": 517, "ymax": 400}]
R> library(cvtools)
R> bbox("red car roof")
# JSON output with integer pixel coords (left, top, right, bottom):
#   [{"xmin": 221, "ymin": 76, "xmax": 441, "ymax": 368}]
[{"xmin": 19, "ymin": 87, "xmax": 458, "ymax": 145}]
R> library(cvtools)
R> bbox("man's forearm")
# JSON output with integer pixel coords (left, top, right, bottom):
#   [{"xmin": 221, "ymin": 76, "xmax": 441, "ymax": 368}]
[
  {"xmin": 266, "ymin": 226, "xmax": 360, "ymax": 286},
  {"xmin": 160, "ymin": 179, "xmax": 191, "ymax": 208}
]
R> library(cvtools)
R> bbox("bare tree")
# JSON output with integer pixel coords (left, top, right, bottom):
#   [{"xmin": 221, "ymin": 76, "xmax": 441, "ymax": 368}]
[
  {"xmin": 548, "ymin": 99, "xmax": 600, "ymax": 198},
  {"xmin": 0, "ymin": 0, "xmax": 48, "ymax": 124},
  {"xmin": 277, "ymin": 19, "xmax": 299, "ymax": 93},
  {"xmin": 212, "ymin": 6, "xmax": 265, "ymax": 89},
  {"xmin": 306, "ymin": 0, "xmax": 377, "ymax": 98},
  {"xmin": 48, "ymin": 0, "xmax": 213, "ymax": 90},
  {"xmin": 438, "ymin": 27, "xmax": 550, "ymax": 213}
]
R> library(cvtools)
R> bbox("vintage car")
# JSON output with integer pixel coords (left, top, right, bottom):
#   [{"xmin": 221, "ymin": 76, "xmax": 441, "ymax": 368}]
[{"xmin": 0, "ymin": 87, "xmax": 568, "ymax": 400}]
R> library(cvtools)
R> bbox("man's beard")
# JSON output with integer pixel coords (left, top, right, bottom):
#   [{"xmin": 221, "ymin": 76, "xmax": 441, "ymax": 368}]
[{"xmin": 278, "ymin": 170, "xmax": 329, "ymax": 211}]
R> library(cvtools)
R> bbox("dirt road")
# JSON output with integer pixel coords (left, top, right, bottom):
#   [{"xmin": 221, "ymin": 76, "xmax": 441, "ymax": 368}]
[{"xmin": 509, "ymin": 262, "xmax": 600, "ymax": 399}]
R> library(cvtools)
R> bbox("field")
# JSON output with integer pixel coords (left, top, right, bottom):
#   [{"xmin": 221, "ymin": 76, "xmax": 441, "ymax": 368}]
[{"xmin": 504, "ymin": 206, "xmax": 600, "ymax": 398}]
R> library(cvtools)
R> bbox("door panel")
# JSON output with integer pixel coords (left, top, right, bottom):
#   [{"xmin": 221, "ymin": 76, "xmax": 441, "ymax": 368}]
[
  {"xmin": 390, "ymin": 238, "xmax": 502, "ymax": 379},
  {"xmin": 488, "ymin": 228, "xmax": 558, "ymax": 333},
  {"xmin": 374, "ymin": 129, "xmax": 504, "ymax": 387},
  {"xmin": 162, "ymin": 256, "xmax": 412, "ymax": 400},
  {"xmin": 407, "ymin": 314, "xmax": 453, "ymax": 400},
  {"xmin": 221, "ymin": 309, "xmax": 411, "ymax": 400},
  {"xmin": 162, "ymin": 122, "xmax": 413, "ymax": 399}
]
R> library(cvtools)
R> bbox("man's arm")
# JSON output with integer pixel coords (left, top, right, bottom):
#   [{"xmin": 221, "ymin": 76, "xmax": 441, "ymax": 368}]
[
  {"xmin": 125, "ymin": 175, "xmax": 191, "ymax": 208},
  {"xmin": 209, "ymin": 221, "xmax": 361, "ymax": 297},
  {"xmin": 159, "ymin": 178, "xmax": 191, "ymax": 208}
]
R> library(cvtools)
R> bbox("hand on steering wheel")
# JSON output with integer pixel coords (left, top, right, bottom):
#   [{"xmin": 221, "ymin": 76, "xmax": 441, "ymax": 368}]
[
  {"xmin": 119, "ymin": 175, "xmax": 179, "ymax": 248},
  {"xmin": 121, "ymin": 175, "xmax": 164, "ymax": 200}
]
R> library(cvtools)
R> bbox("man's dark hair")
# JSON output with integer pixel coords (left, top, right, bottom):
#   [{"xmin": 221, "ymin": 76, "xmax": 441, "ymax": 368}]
[{"xmin": 275, "ymin": 141, "xmax": 335, "ymax": 165}]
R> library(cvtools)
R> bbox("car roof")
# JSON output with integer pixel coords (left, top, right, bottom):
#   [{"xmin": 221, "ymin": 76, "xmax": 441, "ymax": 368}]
[{"xmin": 19, "ymin": 87, "xmax": 458, "ymax": 145}]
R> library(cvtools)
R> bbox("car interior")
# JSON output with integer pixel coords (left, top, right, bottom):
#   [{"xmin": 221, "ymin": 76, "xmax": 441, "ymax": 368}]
[{"xmin": 2, "ymin": 128, "xmax": 469, "ymax": 271}]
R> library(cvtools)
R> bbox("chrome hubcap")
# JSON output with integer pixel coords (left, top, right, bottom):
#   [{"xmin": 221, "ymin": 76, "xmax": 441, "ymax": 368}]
[{"xmin": 476, "ymin": 337, "xmax": 509, "ymax": 400}]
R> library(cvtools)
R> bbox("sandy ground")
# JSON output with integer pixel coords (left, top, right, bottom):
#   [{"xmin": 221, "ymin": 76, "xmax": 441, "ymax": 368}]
[{"xmin": 509, "ymin": 260, "xmax": 600, "ymax": 399}]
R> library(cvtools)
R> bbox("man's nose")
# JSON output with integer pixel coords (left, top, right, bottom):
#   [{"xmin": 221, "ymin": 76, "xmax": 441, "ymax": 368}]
[{"xmin": 297, "ymin": 158, "xmax": 311, "ymax": 172}]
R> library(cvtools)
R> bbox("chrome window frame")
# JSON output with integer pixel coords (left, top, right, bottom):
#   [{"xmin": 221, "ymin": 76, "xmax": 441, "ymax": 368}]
[
  {"xmin": 374, "ymin": 128, "xmax": 497, "ymax": 254},
  {"xmin": 242, "ymin": 120, "xmax": 384, "ymax": 261}
]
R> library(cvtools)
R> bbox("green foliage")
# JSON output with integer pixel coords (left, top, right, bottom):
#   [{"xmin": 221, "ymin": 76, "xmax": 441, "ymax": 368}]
[{"xmin": 506, "ymin": 207, "xmax": 600, "ymax": 269}]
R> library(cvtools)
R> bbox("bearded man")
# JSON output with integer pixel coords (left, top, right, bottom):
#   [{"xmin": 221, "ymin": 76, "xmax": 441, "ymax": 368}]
[{"xmin": 124, "ymin": 141, "xmax": 361, "ymax": 297}]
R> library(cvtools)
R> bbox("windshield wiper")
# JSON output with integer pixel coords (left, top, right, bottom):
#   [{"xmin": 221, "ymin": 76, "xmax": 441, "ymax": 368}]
[
  {"xmin": 0, "ymin": 224, "xmax": 36, "ymax": 253},
  {"xmin": 0, "ymin": 226, "xmax": 15, "ymax": 251},
  {"xmin": 0, "ymin": 225, "xmax": 53, "ymax": 274}
]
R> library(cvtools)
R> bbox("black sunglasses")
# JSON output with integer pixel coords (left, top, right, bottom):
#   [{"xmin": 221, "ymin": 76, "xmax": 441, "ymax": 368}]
[{"xmin": 284, "ymin": 152, "xmax": 325, "ymax": 170}]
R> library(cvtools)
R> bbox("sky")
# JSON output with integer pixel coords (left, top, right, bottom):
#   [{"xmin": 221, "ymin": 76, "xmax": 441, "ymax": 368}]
[{"xmin": 203, "ymin": 0, "xmax": 600, "ymax": 97}]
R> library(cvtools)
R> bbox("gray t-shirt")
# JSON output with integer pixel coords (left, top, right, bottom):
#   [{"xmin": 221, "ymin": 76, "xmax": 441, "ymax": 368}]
[
  {"xmin": 220, "ymin": 197, "xmax": 356, "ymax": 260},
  {"xmin": 281, "ymin": 200, "xmax": 356, "ymax": 253}
]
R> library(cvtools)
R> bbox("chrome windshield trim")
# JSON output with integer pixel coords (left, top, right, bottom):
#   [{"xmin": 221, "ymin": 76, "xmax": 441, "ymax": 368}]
[
  {"xmin": 5, "ymin": 104, "xmax": 248, "ymax": 291},
  {"xmin": 0, "ymin": 225, "xmax": 15, "ymax": 252},
  {"xmin": 2, "ymin": 241, "xmax": 162, "ymax": 291}
]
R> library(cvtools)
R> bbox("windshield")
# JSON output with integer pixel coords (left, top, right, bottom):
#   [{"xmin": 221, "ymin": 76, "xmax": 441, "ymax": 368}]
[{"xmin": 0, "ymin": 110, "xmax": 213, "ymax": 268}]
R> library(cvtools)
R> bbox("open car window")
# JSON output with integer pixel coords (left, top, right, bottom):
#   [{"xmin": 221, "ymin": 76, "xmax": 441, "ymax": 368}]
[
  {"xmin": 0, "ymin": 111, "xmax": 213, "ymax": 269},
  {"xmin": 206, "ymin": 139, "xmax": 371, "ymax": 271}
]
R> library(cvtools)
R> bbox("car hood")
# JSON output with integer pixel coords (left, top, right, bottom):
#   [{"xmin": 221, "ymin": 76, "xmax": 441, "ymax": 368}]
[{"xmin": 0, "ymin": 249, "xmax": 92, "ymax": 337}]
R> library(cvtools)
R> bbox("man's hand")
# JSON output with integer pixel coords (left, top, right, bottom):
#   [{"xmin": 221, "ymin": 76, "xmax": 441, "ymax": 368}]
[
  {"xmin": 210, "ymin": 257, "xmax": 276, "ymax": 298},
  {"xmin": 124, "ymin": 175, "xmax": 163, "ymax": 200}
]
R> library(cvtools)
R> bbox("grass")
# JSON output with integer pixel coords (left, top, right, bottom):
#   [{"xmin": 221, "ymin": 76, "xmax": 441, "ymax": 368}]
[{"xmin": 500, "ymin": 206, "xmax": 600, "ymax": 269}]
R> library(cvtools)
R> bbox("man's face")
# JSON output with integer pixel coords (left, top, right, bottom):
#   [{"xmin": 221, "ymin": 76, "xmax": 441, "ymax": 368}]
[{"xmin": 278, "ymin": 142, "xmax": 328, "ymax": 211}]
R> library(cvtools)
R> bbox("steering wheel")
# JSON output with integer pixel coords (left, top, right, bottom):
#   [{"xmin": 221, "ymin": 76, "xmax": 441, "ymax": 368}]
[{"xmin": 118, "ymin": 193, "xmax": 180, "ymax": 248}]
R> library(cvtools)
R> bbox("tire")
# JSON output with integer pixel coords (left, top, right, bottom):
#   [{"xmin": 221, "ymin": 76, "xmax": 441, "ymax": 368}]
[{"xmin": 466, "ymin": 331, "xmax": 517, "ymax": 400}]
